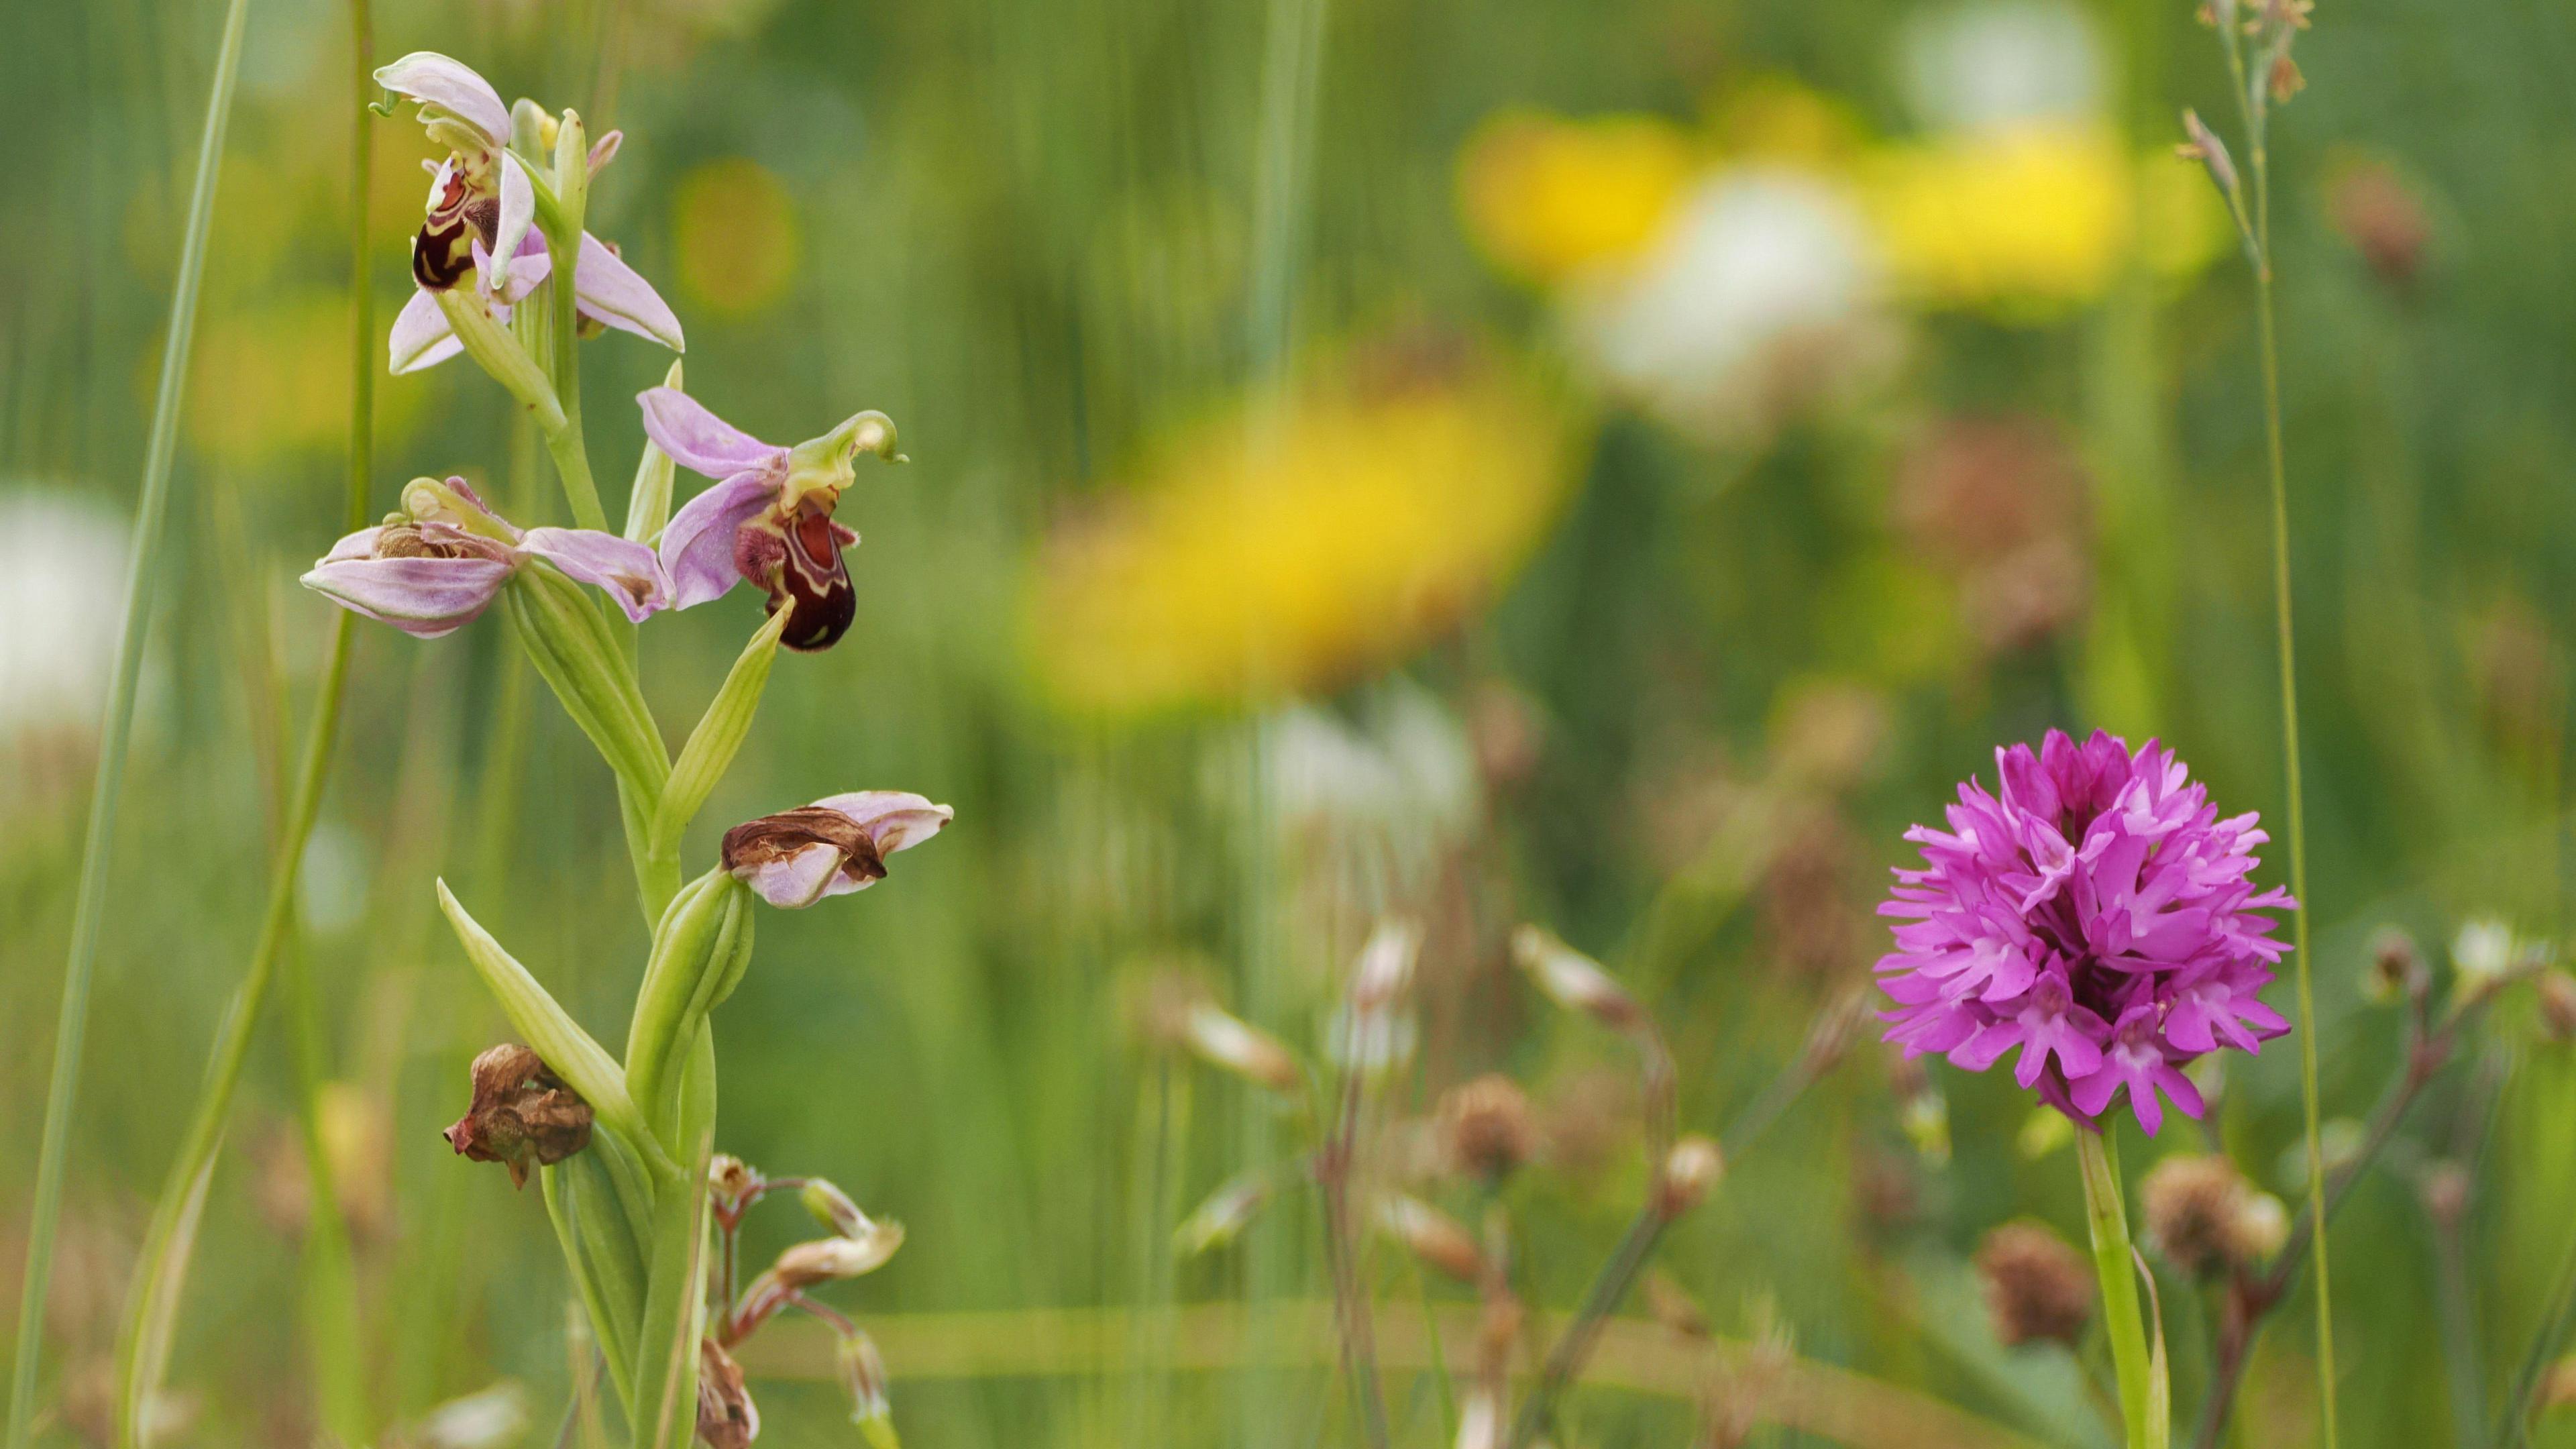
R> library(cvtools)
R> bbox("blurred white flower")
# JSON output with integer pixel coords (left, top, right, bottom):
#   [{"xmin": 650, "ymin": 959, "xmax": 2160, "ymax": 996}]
[
  {"xmin": 1900, "ymin": 0, "xmax": 2104, "ymax": 135},
  {"xmin": 1268, "ymin": 680, "xmax": 1479, "ymax": 896},
  {"xmin": 0, "ymin": 488, "xmax": 128, "ymax": 740},
  {"xmin": 407, "ymin": 1381, "xmax": 530, "ymax": 1448},
  {"xmin": 1572, "ymin": 169, "xmax": 1893, "ymax": 445}
]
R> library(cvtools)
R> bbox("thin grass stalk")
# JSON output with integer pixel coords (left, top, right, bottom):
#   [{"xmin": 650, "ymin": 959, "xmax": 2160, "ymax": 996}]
[
  {"xmin": 3, "ymin": 1, "xmax": 254, "ymax": 1441},
  {"xmin": 1506, "ymin": 1202, "xmax": 1664, "ymax": 1449},
  {"xmin": 275, "ymin": 5, "xmax": 381, "ymax": 1436},
  {"xmin": 2222, "ymin": 25, "xmax": 2337, "ymax": 1437}
]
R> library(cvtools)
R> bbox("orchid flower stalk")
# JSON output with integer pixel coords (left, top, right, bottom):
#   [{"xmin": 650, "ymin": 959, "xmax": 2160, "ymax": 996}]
[{"xmin": 103, "ymin": 47, "xmax": 926, "ymax": 1449}]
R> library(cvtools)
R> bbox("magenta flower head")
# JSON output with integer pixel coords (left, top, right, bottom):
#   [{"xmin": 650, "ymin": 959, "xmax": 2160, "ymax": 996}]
[
  {"xmin": 720, "ymin": 792, "xmax": 953, "ymax": 908},
  {"xmin": 374, "ymin": 53, "xmax": 682, "ymax": 374},
  {"xmin": 640, "ymin": 388, "xmax": 902, "ymax": 652},
  {"xmin": 301, "ymin": 476, "xmax": 671, "ymax": 637},
  {"xmin": 1875, "ymin": 729, "xmax": 2292, "ymax": 1136}
]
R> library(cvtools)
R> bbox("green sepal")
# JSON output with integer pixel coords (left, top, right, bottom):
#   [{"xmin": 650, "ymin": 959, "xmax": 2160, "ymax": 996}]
[
  {"xmin": 625, "ymin": 358, "xmax": 684, "ymax": 543},
  {"xmin": 542, "ymin": 1153, "xmax": 643, "ymax": 1410},
  {"xmin": 502, "ymin": 565, "xmax": 670, "ymax": 808},
  {"xmin": 630, "ymin": 1030, "xmax": 716, "ymax": 1449},
  {"xmin": 625, "ymin": 869, "xmax": 755, "ymax": 1141},
  {"xmin": 433, "ymin": 288, "xmax": 564, "ymax": 431},
  {"xmin": 651, "ymin": 604, "xmax": 793, "ymax": 855},
  {"xmin": 433, "ymin": 878, "xmax": 670, "ymax": 1177}
]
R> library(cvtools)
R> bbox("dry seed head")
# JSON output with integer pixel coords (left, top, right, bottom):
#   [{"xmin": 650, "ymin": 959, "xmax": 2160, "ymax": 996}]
[
  {"xmin": 1656, "ymin": 1135, "xmax": 1725, "ymax": 1218},
  {"xmin": 1436, "ymin": 1073, "xmax": 1540, "ymax": 1182},
  {"xmin": 2177, "ymin": 109, "xmax": 2241, "ymax": 199},
  {"xmin": 1511, "ymin": 925, "xmax": 1645, "ymax": 1032},
  {"xmin": 2141, "ymin": 1154, "xmax": 2265, "ymax": 1276},
  {"xmin": 442, "ymin": 1043, "xmax": 592, "ymax": 1190},
  {"xmin": 1375, "ymin": 1194, "xmax": 1485, "ymax": 1282},
  {"xmin": 696, "ymin": 1338, "xmax": 759, "ymax": 1449},
  {"xmin": 1976, "ymin": 1220, "xmax": 2092, "ymax": 1347},
  {"xmin": 2365, "ymin": 926, "xmax": 2427, "ymax": 1005},
  {"xmin": 2538, "ymin": 972, "xmax": 2576, "ymax": 1042}
]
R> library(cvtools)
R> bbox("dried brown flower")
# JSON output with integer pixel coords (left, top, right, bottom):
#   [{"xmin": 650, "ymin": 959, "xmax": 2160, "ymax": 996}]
[
  {"xmin": 2365, "ymin": 927, "xmax": 2427, "ymax": 1005},
  {"xmin": 441, "ymin": 1043, "xmax": 592, "ymax": 1189},
  {"xmin": 2141, "ymin": 1154, "xmax": 2271, "ymax": 1276},
  {"xmin": 2327, "ymin": 160, "xmax": 2431, "ymax": 291},
  {"xmin": 695, "ymin": 1337, "xmax": 760, "ymax": 1449},
  {"xmin": 1975, "ymin": 1220, "xmax": 2092, "ymax": 1347},
  {"xmin": 1436, "ymin": 1074, "xmax": 1539, "ymax": 1183},
  {"xmin": 2539, "ymin": 972, "xmax": 2576, "ymax": 1043}
]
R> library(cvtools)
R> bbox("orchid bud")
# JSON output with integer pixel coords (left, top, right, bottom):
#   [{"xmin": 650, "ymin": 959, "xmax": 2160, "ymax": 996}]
[
  {"xmin": 1375, "ymin": 1194, "xmax": 1484, "ymax": 1282},
  {"xmin": 1175, "ymin": 1169, "xmax": 1273, "ymax": 1256},
  {"xmin": 775, "ymin": 1222, "xmax": 906, "ymax": 1288},
  {"xmin": 837, "ymin": 1332, "xmax": 899, "ymax": 1448},
  {"xmin": 433, "ymin": 287, "xmax": 564, "ymax": 430},
  {"xmin": 1511, "ymin": 925, "xmax": 1645, "ymax": 1033},
  {"xmin": 800, "ymin": 1178, "xmax": 876, "ymax": 1239},
  {"xmin": 708, "ymin": 1153, "xmax": 761, "ymax": 1219},
  {"xmin": 623, "ymin": 870, "xmax": 757, "ymax": 1127},
  {"xmin": 1655, "ymin": 1134, "xmax": 1723, "ymax": 1218}
]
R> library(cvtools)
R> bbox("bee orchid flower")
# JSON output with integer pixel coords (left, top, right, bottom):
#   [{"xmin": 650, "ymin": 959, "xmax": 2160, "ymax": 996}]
[
  {"xmin": 641, "ymin": 388, "xmax": 903, "ymax": 651},
  {"xmin": 375, "ymin": 52, "xmax": 682, "ymax": 375},
  {"xmin": 720, "ymin": 792, "xmax": 952, "ymax": 908},
  {"xmin": 301, "ymin": 476, "xmax": 672, "ymax": 637}
]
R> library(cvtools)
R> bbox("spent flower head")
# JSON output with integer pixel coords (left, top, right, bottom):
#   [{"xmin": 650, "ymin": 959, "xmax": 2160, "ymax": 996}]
[
  {"xmin": 1876, "ymin": 729, "xmax": 2292, "ymax": 1135},
  {"xmin": 720, "ymin": 792, "xmax": 953, "ymax": 908}
]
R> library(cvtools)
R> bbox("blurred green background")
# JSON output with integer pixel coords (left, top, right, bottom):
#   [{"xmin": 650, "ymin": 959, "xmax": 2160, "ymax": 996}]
[{"xmin": 6, "ymin": 0, "xmax": 2576, "ymax": 1444}]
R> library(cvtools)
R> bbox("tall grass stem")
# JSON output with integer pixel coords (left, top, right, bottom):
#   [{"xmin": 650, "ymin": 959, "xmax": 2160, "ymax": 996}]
[{"xmin": 3, "ymin": 1, "xmax": 254, "ymax": 1442}]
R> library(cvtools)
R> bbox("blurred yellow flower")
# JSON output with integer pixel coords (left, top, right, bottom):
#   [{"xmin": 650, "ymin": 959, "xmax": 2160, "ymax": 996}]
[
  {"xmin": 185, "ymin": 294, "xmax": 422, "ymax": 465},
  {"xmin": 1458, "ymin": 112, "xmax": 1695, "ymax": 284},
  {"xmin": 673, "ymin": 157, "xmax": 802, "ymax": 317},
  {"xmin": 1707, "ymin": 76, "xmax": 1868, "ymax": 166},
  {"xmin": 1028, "ymin": 340, "xmax": 1575, "ymax": 714},
  {"xmin": 1866, "ymin": 123, "xmax": 2224, "ymax": 318}
]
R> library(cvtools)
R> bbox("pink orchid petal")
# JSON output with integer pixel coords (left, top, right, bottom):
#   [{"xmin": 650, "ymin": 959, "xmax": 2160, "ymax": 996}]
[
  {"xmin": 574, "ymin": 233, "xmax": 685, "ymax": 352},
  {"xmin": 301, "ymin": 555, "xmax": 514, "ymax": 638},
  {"xmin": 638, "ymin": 390, "xmax": 779, "ymax": 480},
  {"xmin": 741, "ymin": 843, "xmax": 849, "ymax": 909},
  {"xmin": 488, "ymin": 152, "xmax": 537, "ymax": 288},
  {"xmin": 318, "ymin": 527, "xmax": 386, "ymax": 566},
  {"xmin": 390, "ymin": 288, "xmax": 462, "ymax": 374},
  {"xmin": 519, "ymin": 526, "xmax": 673, "ymax": 623},
  {"xmin": 659, "ymin": 471, "xmax": 774, "ymax": 608},
  {"xmin": 374, "ymin": 52, "xmax": 510, "ymax": 146},
  {"xmin": 808, "ymin": 792, "xmax": 955, "ymax": 857}
]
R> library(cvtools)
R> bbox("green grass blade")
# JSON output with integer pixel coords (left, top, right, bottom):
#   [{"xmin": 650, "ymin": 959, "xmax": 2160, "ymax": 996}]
[{"xmin": 3, "ymin": 1, "xmax": 255, "ymax": 1442}]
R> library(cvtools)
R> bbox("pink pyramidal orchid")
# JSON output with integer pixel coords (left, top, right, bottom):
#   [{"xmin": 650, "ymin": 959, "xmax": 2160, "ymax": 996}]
[
  {"xmin": 1875, "ymin": 729, "xmax": 2292, "ymax": 1135},
  {"xmin": 374, "ymin": 52, "xmax": 683, "ymax": 374},
  {"xmin": 720, "ymin": 793, "xmax": 953, "ymax": 908},
  {"xmin": 301, "ymin": 476, "xmax": 671, "ymax": 637},
  {"xmin": 641, "ymin": 388, "xmax": 903, "ymax": 652}
]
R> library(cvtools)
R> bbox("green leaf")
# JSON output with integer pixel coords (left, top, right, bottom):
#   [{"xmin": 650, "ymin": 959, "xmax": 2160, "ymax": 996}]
[
  {"xmin": 651, "ymin": 604, "xmax": 794, "ymax": 855},
  {"xmin": 503, "ymin": 566, "xmax": 669, "ymax": 807},
  {"xmin": 543, "ymin": 1156, "xmax": 641, "ymax": 1411},
  {"xmin": 112, "ymin": 1144, "xmax": 219, "ymax": 1449},
  {"xmin": 434, "ymin": 288, "xmax": 565, "ymax": 430},
  {"xmin": 433, "ymin": 879, "xmax": 670, "ymax": 1177},
  {"xmin": 624, "ymin": 358, "xmax": 684, "ymax": 543}
]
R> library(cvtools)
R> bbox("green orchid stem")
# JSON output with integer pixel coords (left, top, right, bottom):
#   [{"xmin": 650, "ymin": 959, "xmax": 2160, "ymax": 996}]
[
  {"xmin": 2078, "ymin": 1128, "xmax": 2161, "ymax": 1449},
  {"xmin": 2218, "ymin": 19, "xmax": 2336, "ymax": 1442},
  {"xmin": 4, "ymin": 0, "xmax": 254, "ymax": 1442}
]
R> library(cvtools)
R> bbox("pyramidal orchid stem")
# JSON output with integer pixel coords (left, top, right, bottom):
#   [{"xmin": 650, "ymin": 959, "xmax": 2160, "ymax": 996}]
[{"xmin": 434, "ymin": 288, "xmax": 564, "ymax": 429}]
